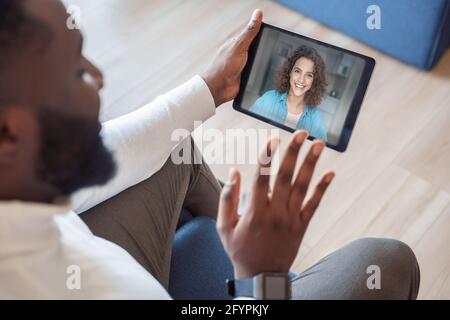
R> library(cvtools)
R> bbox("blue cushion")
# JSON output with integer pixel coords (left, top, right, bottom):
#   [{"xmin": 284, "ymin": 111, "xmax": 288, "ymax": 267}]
[
  {"xmin": 276, "ymin": 0, "xmax": 450, "ymax": 70},
  {"xmin": 169, "ymin": 216, "xmax": 234, "ymax": 300}
]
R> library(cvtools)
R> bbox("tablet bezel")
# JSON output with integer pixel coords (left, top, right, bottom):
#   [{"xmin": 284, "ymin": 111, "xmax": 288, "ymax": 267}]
[{"xmin": 232, "ymin": 22, "xmax": 376, "ymax": 152}]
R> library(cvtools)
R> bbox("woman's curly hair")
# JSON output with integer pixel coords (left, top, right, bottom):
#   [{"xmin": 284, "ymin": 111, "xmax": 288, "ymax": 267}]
[{"xmin": 275, "ymin": 45, "xmax": 327, "ymax": 107}]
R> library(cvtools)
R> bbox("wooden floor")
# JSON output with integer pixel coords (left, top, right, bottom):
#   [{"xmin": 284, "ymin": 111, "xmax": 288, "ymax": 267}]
[{"xmin": 68, "ymin": 0, "xmax": 450, "ymax": 299}]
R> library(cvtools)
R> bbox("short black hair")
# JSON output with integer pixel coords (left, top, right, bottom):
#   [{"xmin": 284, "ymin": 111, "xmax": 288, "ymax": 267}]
[
  {"xmin": 0, "ymin": 0, "xmax": 52, "ymax": 108},
  {"xmin": 0, "ymin": 0, "xmax": 29, "ymax": 60},
  {"xmin": 0, "ymin": 0, "xmax": 51, "ymax": 69}
]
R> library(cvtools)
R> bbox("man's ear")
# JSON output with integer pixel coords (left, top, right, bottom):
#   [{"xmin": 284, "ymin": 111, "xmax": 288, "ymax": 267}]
[{"xmin": 0, "ymin": 106, "xmax": 38, "ymax": 166}]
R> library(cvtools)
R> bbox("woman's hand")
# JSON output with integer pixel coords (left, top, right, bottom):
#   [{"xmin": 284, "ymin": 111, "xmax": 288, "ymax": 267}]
[
  {"xmin": 202, "ymin": 10, "xmax": 263, "ymax": 107},
  {"xmin": 217, "ymin": 131, "xmax": 335, "ymax": 279}
]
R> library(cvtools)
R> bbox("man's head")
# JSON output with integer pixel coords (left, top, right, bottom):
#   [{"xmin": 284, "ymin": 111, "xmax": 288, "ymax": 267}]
[{"xmin": 0, "ymin": 0, "xmax": 115, "ymax": 202}]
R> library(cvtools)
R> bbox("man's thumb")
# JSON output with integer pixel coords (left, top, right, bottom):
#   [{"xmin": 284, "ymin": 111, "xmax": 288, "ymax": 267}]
[{"xmin": 237, "ymin": 9, "xmax": 263, "ymax": 49}]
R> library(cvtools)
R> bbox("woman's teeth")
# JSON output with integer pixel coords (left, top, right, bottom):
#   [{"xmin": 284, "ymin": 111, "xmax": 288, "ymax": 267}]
[{"xmin": 295, "ymin": 84, "xmax": 305, "ymax": 89}]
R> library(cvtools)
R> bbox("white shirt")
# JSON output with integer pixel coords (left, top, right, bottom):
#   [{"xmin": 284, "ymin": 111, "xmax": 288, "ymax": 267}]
[
  {"xmin": 0, "ymin": 76, "xmax": 216, "ymax": 299},
  {"xmin": 284, "ymin": 111, "xmax": 302, "ymax": 128}
]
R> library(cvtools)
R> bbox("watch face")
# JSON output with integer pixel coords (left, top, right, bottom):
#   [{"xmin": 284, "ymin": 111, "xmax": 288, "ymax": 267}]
[{"xmin": 264, "ymin": 275, "xmax": 289, "ymax": 300}]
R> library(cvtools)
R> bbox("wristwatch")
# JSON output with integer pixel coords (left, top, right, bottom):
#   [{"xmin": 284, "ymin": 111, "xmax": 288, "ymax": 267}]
[{"xmin": 227, "ymin": 273, "xmax": 291, "ymax": 300}]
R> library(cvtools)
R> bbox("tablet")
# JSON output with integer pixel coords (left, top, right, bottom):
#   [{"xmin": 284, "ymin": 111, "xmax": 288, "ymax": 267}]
[{"xmin": 233, "ymin": 22, "xmax": 375, "ymax": 152}]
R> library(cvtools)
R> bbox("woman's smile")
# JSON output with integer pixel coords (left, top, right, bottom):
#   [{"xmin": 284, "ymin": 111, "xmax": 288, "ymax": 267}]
[{"xmin": 291, "ymin": 80, "xmax": 310, "ymax": 96}]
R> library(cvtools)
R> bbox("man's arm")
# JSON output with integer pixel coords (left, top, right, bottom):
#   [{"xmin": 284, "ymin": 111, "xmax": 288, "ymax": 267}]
[
  {"xmin": 71, "ymin": 76, "xmax": 215, "ymax": 213},
  {"xmin": 71, "ymin": 10, "xmax": 263, "ymax": 213}
]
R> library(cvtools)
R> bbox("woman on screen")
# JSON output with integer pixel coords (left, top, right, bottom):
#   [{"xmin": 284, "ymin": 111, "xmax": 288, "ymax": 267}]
[{"xmin": 250, "ymin": 45, "xmax": 328, "ymax": 141}]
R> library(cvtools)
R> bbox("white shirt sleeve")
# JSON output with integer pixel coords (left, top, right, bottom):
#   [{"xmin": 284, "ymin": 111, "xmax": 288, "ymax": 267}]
[{"xmin": 71, "ymin": 75, "xmax": 215, "ymax": 213}]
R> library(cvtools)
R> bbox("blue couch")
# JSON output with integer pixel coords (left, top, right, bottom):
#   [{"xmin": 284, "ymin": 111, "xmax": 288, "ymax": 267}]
[{"xmin": 276, "ymin": 0, "xmax": 450, "ymax": 70}]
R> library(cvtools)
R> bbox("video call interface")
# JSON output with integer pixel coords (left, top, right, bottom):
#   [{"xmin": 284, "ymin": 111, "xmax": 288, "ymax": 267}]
[{"xmin": 240, "ymin": 27, "xmax": 367, "ymax": 146}]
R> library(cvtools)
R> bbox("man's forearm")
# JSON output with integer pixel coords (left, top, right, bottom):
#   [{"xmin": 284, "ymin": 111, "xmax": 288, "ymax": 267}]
[{"xmin": 71, "ymin": 75, "xmax": 215, "ymax": 213}]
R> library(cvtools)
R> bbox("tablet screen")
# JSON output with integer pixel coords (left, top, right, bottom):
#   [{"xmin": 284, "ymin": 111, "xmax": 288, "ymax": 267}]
[{"xmin": 233, "ymin": 23, "xmax": 375, "ymax": 152}]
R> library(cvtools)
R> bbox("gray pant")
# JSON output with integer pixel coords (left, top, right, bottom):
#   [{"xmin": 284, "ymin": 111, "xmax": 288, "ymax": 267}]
[{"xmin": 80, "ymin": 140, "xmax": 420, "ymax": 299}]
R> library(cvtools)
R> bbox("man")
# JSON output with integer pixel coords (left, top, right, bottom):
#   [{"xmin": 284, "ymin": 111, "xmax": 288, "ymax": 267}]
[{"xmin": 0, "ymin": 0, "xmax": 420, "ymax": 299}]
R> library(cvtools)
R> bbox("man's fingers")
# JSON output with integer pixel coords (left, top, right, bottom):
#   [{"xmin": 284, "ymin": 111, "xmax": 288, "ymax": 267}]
[
  {"xmin": 289, "ymin": 140, "xmax": 325, "ymax": 211},
  {"xmin": 251, "ymin": 137, "xmax": 279, "ymax": 209},
  {"xmin": 217, "ymin": 168, "xmax": 241, "ymax": 234},
  {"xmin": 300, "ymin": 171, "xmax": 334, "ymax": 224},
  {"xmin": 271, "ymin": 131, "xmax": 308, "ymax": 208},
  {"xmin": 236, "ymin": 9, "xmax": 263, "ymax": 50}
]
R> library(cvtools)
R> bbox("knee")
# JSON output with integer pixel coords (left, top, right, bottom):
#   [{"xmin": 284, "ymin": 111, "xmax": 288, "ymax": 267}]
[
  {"xmin": 350, "ymin": 237, "xmax": 420, "ymax": 299},
  {"xmin": 357, "ymin": 238, "xmax": 417, "ymax": 264},
  {"xmin": 384, "ymin": 239, "xmax": 418, "ymax": 269},
  {"xmin": 350, "ymin": 237, "xmax": 419, "ymax": 271}
]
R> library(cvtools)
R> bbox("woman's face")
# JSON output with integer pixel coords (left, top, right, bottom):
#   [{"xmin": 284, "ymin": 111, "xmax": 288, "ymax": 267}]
[{"xmin": 289, "ymin": 57, "xmax": 315, "ymax": 98}]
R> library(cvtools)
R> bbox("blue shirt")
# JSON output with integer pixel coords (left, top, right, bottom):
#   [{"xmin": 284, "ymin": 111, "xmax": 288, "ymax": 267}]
[{"xmin": 250, "ymin": 90, "xmax": 328, "ymax": 142}]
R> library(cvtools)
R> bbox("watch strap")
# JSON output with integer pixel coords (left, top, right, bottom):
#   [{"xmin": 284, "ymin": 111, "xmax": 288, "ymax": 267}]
[{"xmin": 227, "ymin": 277, "xmax": 254, "ymax": 298}]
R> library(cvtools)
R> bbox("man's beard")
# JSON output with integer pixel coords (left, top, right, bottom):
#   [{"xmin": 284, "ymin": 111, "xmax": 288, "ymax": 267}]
[{"xmin": 35, "ymin": 108, "xmax": 116, "ymax": 196}]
